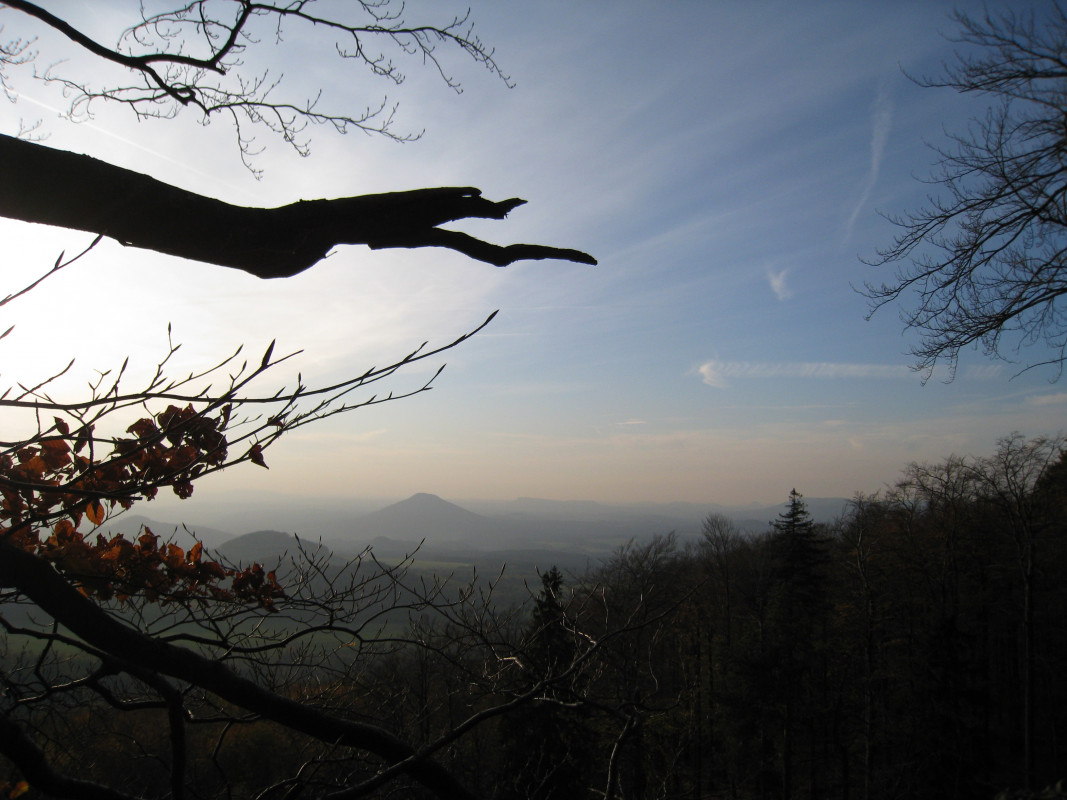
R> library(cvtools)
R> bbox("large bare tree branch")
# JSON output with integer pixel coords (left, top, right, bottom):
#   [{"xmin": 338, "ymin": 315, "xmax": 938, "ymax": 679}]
[
  {"xmin": 0, "ymin": 135, "xmax": 596, "ymax": 277},
  {"xmin": 0, "ymin": 536, "xmax": 476, "ymax": 800},
  {"xmin": 0, "ymin": 714, "xmax": 143, "ymax": 800}
]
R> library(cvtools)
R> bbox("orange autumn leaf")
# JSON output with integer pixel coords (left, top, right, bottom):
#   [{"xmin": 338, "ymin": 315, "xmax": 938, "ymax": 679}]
[
  {"xmin": 72, "ymin": 423, "xmax": 92, "ymax": 454},
  {"xmin": 53, "ymin": 518, "xmax": 77, "ymax": 538},
  {"xmin": 127, "ymin": 417, "xmax": 159, "ymax": 439},
  {"xmin": 85, "ymin": 500, "xmax": 105, "ymax": 526},
  {"xmin": 0, "ymin": 398, "xmax": 284, "ymax": 610},
  {"xmin": 19, "ymin": 455, "xmax": 47, "ymax": 478},
  {"xmin": 39, "ymin": 439, "xmax": 72, "ymax": 470},
  {"xmin": 165, "ymin": 543, "xmax": 185, "ymax": 568}
]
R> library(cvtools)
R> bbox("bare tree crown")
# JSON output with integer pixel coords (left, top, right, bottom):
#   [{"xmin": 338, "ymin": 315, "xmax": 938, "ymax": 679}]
[
  {"xmin": 2, "ymin": 0, "xmax": 510, "ymax": 173},
  {"xmin": 864, "ymin": 4, "xmax": 1067, "ymax": 380}
]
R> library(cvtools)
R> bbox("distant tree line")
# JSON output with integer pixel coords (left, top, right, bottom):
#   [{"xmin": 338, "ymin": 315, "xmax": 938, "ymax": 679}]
[
  {"xmin": 470, "ymin": 433, "xmax": 1066, "ymax": 800},
  {"xmin": 3, "ymin": 432, "xmax": 1064, "ymax": 800},
  {"xmin": 670, "ymin": 433, "xmax": 1067, "ymax": 800}
]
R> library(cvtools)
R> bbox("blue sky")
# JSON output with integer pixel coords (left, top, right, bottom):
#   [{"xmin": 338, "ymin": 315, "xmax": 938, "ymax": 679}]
[{"xmin": 1, "ymin": 0, "xmax": 1064, "ymax": 509}]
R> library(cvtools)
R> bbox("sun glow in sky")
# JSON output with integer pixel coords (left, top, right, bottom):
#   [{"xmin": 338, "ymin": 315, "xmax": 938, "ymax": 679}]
[{"xmin": 1, "ymin": 1, "xmax": 1064, "ymax": 512}]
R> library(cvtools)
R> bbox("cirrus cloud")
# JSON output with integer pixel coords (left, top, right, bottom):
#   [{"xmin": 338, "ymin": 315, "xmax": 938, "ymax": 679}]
[
  {"xmin": 767, "ymin": 268, "xmax": 793, "ymax": 300},
  {"xmin": 695, "ymin": 359, "xmax": 1004, "ymax": 388},
  {"xmin": 1028, "ymin": 392, "xmax": 1067, "ymax": 406}
]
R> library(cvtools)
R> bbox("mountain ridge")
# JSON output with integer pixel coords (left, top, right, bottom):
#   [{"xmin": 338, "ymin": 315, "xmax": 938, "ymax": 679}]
[
  {"xmin": 351, "ymin": 492, "xmax": 493, "ymax": 544},
  {"xmin": 325, "ymin": 492, "xmax": 850, "ymax": 556},
  {"xmin": 99, "ymin": 493, "xmax": 851, "ymax": 563}
]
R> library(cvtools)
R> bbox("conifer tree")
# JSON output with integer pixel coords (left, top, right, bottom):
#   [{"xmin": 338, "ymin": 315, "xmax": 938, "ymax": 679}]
[
  {"xmin": 769, "ymin": 489, "xmax": 832, "ymax": 800},
  {"xmin": 772, "ymin": 488, "xmax": 828, "ymax": 608},
  {"xmin": 498, "ymin": 567, "xmax": 589, "ymax": 800}
]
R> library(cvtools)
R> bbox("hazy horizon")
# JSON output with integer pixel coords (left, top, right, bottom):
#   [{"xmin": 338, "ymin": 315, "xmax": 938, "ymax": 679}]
[{"xmin": 124, "ymin": 487, "xmax": 855, "ymax": 549}]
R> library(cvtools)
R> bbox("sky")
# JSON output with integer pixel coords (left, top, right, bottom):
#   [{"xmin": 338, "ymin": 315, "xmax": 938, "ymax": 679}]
[{"xmin": 1, "ymin": 0, "xmax": 1065, "ymax": 513}]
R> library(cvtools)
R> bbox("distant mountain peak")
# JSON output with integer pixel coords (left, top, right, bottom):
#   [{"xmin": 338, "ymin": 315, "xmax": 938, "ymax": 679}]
[
  {"xmin": 382, "ymin": 493, "xmax": 483, "ymax": 516},
  {"xmin": 216, "ymin": 529, "xmax": 329, "ymax": 563},
  {"xmin": 354, "ymin": 493, "xmax": 488, "ymax": 541}
]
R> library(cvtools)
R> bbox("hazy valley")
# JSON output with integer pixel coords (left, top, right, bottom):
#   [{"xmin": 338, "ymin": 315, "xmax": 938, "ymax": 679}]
[{"xmin": 102, "ymin": 491, "xmax": 851, "ymax": 571}]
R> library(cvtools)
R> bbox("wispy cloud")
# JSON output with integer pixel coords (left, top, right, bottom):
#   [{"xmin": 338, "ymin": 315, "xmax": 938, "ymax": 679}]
[
  {"xmin": 767, "ymin": 268, "xmax": 792, "ymax": 300},
  {"xmin": 697, "ymin": 359, "xmax": 1004, "ymax": 387},
  {"xmin": 1028, "ymin": 392, "xmax": 1067, "ymax": 406},
  {"xmin": 844, "ymin": 82, "xmax": 893, "ymax": 245},
  {"xmin": 7, "ymin": 88, "xmax": 258, "ymax": 201},
  {"xmin": 698, "ymin": 360, "xmax": 912, "ymax": 388}
]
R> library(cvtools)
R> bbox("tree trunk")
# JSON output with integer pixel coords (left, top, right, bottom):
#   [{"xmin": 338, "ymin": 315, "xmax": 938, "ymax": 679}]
[{"xmin": 1, "ymin": 134, "xmax": 596, "ymax": 277}]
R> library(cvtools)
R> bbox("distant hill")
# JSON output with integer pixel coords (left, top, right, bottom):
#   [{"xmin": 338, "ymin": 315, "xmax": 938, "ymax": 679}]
[
  {"xmin": 347, "ymin": 493, "xmax": 496, "ymax": 544},
  {"xmin": 467, "ymin": 496, "xmax": 847, "ymax": 526},
  {"xmin": 215, "ymin": 530, "xmax": 329, "ymax": 565},
  {"xmin": 319, "ymin": 491, "xmax": 852, "ymax": 557},
  {"xmin": 472, "ymin": 497, "xmax": 726, "ymax": 522},
  {"xmin": 99, "ymin": 494, "xmax": 851, "ymax": 566},
  {"xmin": 329, "ymin": 493, "xmax": 698, "ymax": 556}
]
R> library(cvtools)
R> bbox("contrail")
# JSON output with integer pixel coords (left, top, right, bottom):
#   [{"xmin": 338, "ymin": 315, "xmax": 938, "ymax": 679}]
[
  {"xmin": 8, "ymin": 89, "xmax": 259, "ymax": 201},
  {"xmin": 844, "ymin": 82, "xmax": 893, "ymax": 245}
]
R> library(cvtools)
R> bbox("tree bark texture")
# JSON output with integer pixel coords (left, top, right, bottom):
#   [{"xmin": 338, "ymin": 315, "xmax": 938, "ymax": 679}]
[{"xmin": 0, "ymin": 134, "xmax": 596, "ymax": 277}]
